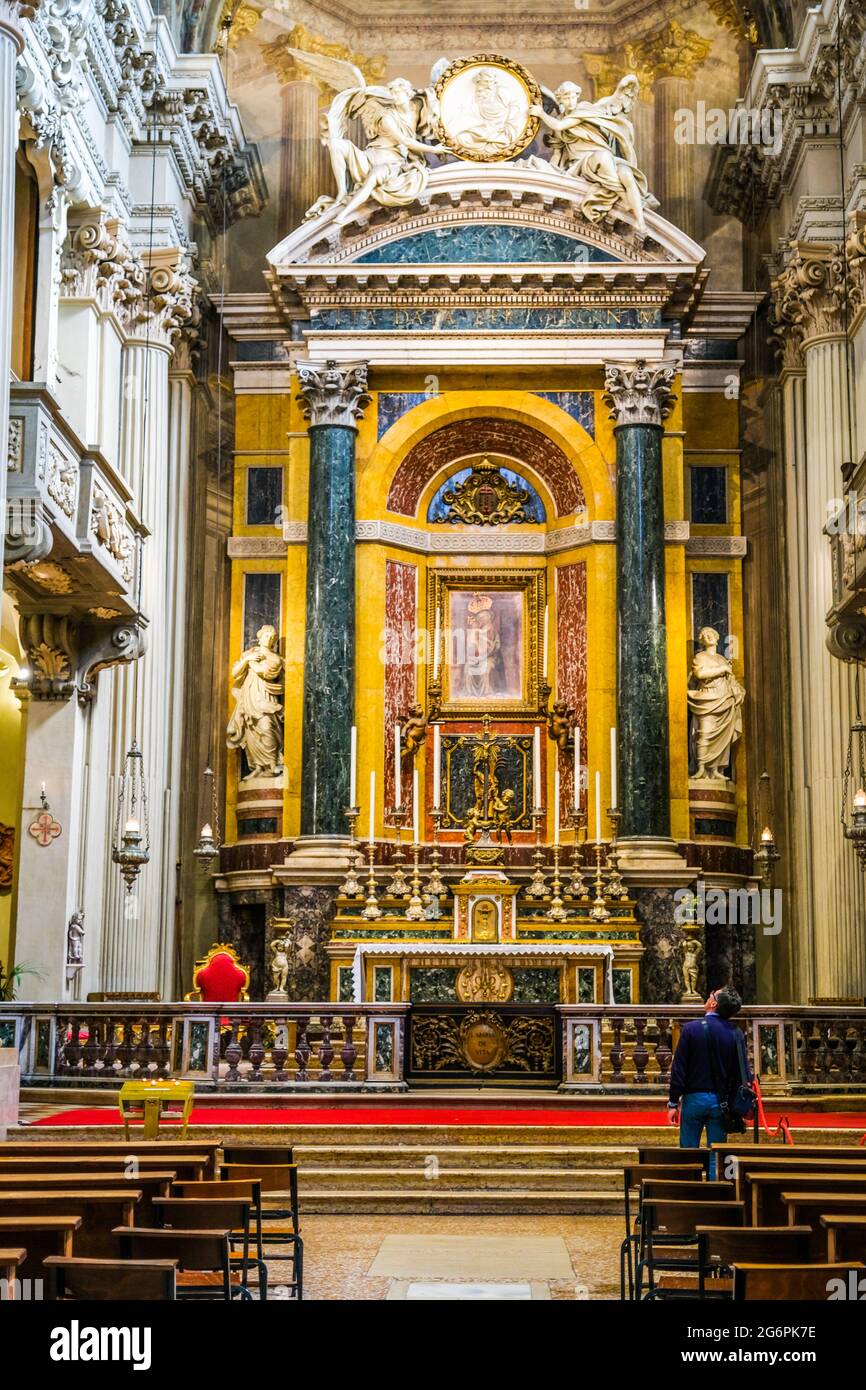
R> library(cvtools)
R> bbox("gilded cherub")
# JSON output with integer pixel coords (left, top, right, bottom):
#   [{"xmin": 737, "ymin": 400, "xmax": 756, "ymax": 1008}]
[
  {"xmin": 400, "ymin": 703, "xmax": 428, "ymax": 763},
  {"xmin": 491, "ymin": 788, "xmax": 516, "ymax": 844},
  {"xmin": 547, "ymin": 699, "xmax": 575, "ymax": 752}
]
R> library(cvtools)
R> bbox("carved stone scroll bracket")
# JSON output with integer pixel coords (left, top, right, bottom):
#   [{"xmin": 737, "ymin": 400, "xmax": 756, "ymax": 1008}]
[
  {"xmin": 14, "ymin": 612, "xmax": 145, "ymax": 703},
  {"xmin": 826, "ymin": 616, "xmax": 866, "ymax": 664}
]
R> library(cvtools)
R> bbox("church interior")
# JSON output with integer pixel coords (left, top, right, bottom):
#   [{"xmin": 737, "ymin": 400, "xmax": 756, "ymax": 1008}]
[{"xmin": 1, "ymin": 0, "xmax": 866, "ymax": 1320}]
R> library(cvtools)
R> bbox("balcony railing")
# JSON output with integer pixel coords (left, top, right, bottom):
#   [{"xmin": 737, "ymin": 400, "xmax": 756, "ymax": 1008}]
[{"xmin": 3, "ymin": 1002, "xmax": 866, "ymax": 1093}]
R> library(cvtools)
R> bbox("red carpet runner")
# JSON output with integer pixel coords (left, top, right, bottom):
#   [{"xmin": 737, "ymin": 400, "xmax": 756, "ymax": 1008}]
[{"xmin": 31, "ymin": 1106, "xmax": 866, "ymax": 1129}]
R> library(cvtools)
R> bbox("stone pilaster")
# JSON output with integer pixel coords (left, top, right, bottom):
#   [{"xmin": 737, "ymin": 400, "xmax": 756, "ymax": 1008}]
[
  {"xmin": 293, "ymin": 361, "xmax": 369, "ymax": 858},
  {"xmin": 770, "ymin": 242, "xmax": 866, "ymax": 1001},
  {"xmin": 0, "ymin": 2, "xmax": 25, "ymax": 577},
  {"xmin": 604, "ymin": 362, "xmax": 684, "ymax": 872}
]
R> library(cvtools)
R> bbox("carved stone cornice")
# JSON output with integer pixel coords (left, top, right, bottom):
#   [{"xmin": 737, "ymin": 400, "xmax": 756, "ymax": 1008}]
[
  {"xmin": 261, "ymin": 22, "xmax": 385, "ymax": 93},
  {"xmin": 297, "ymin": 360, "xmax": 370, "ymax": 429},
  {"xmin": 15, "ymin": 610, "xmax": 143, "ymax": 703},
  {"xmin": 32, "ymin": 0, "xmax": 93, "ymax": 113},
  {"xmin": 603, "ymin": 360, "xmax": 677, "ymax": 429},
  {"xmin": 770, "ymin": 240, "xmax": 847, "ymax": 352}
]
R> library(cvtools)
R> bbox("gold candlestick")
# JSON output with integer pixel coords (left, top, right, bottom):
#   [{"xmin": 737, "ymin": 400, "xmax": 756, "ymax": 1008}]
[
  {"xmin": 589, "ymin": 841, "xmax": 611, "ymax": 923},
  {"xmin": 385, "ymin": 805, "xmax": 410, "ymax": 898},
  {"xmin": 425, "ymin": 808, "xmax": 446, "ymax": 899},
  {"xmin": 361, "ymin": 840, "xmax": 382, "ymax": 920},
  {"xmin": 405, "ymin": 842, "xmax": 425, "ymax": 921},
  {"xmin": 605, "ymin": 807, "xmax": 628, "ymax": 901},
  {"xmin": 566, "ymin": 807, "xmax": 590, "ymax": 901},
  {"xmin": 547, "ymin": 842, "xmax": 567, "ymax": 922},
  {"xmin": 340, "ymin": 806, "xmax": 364, "ymax": 898},
  {"xmin": 525, "ymin": 807, "xmax": 550, "ymax": 899}
]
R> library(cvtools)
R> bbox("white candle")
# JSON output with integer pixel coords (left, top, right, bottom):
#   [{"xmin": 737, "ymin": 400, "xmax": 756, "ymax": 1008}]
[
  {"xmin": 349, "ymin": 725, "xmax": 357, "ymax": 807},
  {"xmin": 595, "ymin": 770, "xmax": 601, "ymax": 843},
  {"xmin": 433, "ymin": 724, "xmax": 441, "ymax": 810},
  {"xmin": 413, "ymin": 768, "xmax": 420, "ymax": 844},
  {"xmin": 533, "ymin": 726, "xmax": 542, "ymax": 810},
  {"xmin": 553, "ymin": 769, "xmax": 560, "ymax": 846},
  {"xmin": 432, "ymin": 610, "xmax": 441, "ymax": 681},
  {"xmin": 610, "ymin": 726, "xmax": 617, "ymax": 811},
  {"xmin": 394, "ymin": 724, "xmax": 402, "ymax": 809},
  {"xmin": 573, "ymin": 726, "xmax": 581, "ymax": 811},
  {"xmin": 542, "ymin": 604, "xmax": 549, "ymax": 680},
  {"xmin": 368, "ymin": 771, "xmax": 375, "ymax": 845}
]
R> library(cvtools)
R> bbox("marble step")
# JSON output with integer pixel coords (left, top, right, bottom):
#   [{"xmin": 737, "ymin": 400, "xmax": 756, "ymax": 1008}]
[
  {"xmin": 296, "ymin": 1188, "xmax": 622, "ymax": 1215},
  {"xmin": 294, "ymin": 1142, "xmax": 633, "ymax": 1170},
  {"xmin": 297, "ymin": 1165, "xmax": 621, "ymax": 1192}
]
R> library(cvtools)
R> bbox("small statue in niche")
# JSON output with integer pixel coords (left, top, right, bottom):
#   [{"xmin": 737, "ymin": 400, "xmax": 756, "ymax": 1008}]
[
  {"xmin": 268, "ymin": 937, "xmax": 290, "ymax": 997},
  {"xmin": 687, "ymin": 627, "xmax": 745, "ymax": 780},
  {"xmin": 400, "ymin": 703, "xmax": 428, "ymax": 763},
  {"xmin": 679, "ymin": 934, "xmax": 703, "ymax": 1002},
  {"xmin": 66, "ymin": 910, "xmax": 85, "ymax": 966},
  {"xmin": 547, "ymin": 699, "xmax": 575, "ymax": 752},
  {"xmin": 226, "ymin": 624, "xmax": 285, "ymax": 780}
]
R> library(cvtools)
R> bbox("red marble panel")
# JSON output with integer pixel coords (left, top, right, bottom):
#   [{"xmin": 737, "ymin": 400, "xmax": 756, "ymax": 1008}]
[
  {"xmin": 387, "ymin": 418, "xmax": 585, "ymax": 518},
  {"xmin": 555, "ymin": 561, "xmax": 587, "ymax": 820},
  {"xmin": 384, "ymin": 559, "xmax": 417, "ymax": 816}
]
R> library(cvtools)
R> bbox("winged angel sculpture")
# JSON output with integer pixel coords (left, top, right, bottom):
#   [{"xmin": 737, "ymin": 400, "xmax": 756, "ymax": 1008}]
[{"xmin": 281, "ymin": 50, "xmax": 447, "ymax": 225}]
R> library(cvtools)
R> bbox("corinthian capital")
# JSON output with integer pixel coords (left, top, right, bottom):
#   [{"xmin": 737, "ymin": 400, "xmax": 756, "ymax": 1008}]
[
  {"xmin": 770, "ymin": 240, "xmax": 847, "ymax": 348},
  {"xmin": 603, "ymin": 360, "xmax": 677, "ymax": 428},
  {"xmin": 297, "ymin": 360, "xmax": 370, "ymax": 429},
  {"xmin": 0, "ymin": 2, "xmax": 28, "ymax": 48}
]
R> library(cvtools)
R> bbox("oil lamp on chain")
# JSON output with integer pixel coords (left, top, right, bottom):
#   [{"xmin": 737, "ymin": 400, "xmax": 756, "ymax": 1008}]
[
  {"xmin": 751, "ymin": 770, "xmax": 780, "ymax": 888},
  {"xmin": 112, "ymin": 739, "xmax": 150, "ymax": 890},
  {"xmin": 842, "ymin": 709, "xmax": 866, "ymax": 871},
  {"xmin": 193, "ymin": 764, "xmax": 222, "ymax": 869}
]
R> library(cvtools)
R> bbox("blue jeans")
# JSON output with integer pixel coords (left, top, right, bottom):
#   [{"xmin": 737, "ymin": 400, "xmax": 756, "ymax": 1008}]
[{"xmin": 679, "ymin": 1091, "xmax": 726, "ymax": 1178}]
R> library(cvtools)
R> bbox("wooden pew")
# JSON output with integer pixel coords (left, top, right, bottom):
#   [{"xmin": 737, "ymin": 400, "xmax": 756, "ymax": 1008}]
[
  {"xmin": 0, "ymin": 1154, "xmax": 209, "ymax": 1181},
  {"xmin": 0, "ymin": 1216, "xmax": 81, "ymax": 1283},
  {"xmin": 781, "ymin": 1193, "xmax": 866, "ymax": 1258},
  {"xmin": 0, "ymin": 1171, "xmax": 175, "ymax": 1222},
  {"xmin": 620, "ymin": 1164, "xmax": 706, "ymax": 1299},
  {"xmin": 635, "ymin": 1147, "xmax": 712, "ymax": 1171},
  {"xmin": 45, "ymin": 1255, "xmax": 178, "ymax": 1301},
  {"xmin": 820, "ymin": 1215, "xmax": 866, "ymax": 1263},
  {"xmin": 637, "ymin": 1199, "xmax": 746, "ymax": 1299},
  {"xmin": 724, "ymin": 1154, "xmax": 866, "ymax": 1202},
  {"xmin": 0, "ymin": 1141, "xmax": 219, "ymax": 1178},
  {"xmin": 0, "ymin": 1191, "xmax": 140, "ymax": 1258},
  {"xmin": 0, "ymin": 1247, "xmax": 26, "ymax": 1296},
  {"xmin": 747, "ymin": 1172, "xmax": 866, "ymax": 1226},
  {"xmin": 712, "ymin": 1142, "xmax": 865, "ymax": 1182},
  {"xmin": 732, "ymin": 1262, "xmax": 865, "ymax": 1300}
]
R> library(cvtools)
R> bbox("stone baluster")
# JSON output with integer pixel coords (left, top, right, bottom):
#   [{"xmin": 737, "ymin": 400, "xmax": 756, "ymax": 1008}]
[
  {"xmin": 653, "ymin": 1016, "xmax": 673, "ymax": 1085},
  {"xmin": 632, "ymin": 1016, "xmax": 649, "ymax": 1083},
  {"xmin": 271, "ymin": 1027, "xmax": 289, "ymax": 1083},
  {"xmin": 340, "ymin": 1014, "xmax": 358, "ymax": 1081},
  {"xmin": 319, "ymin": 1013, "xmax": 334, "ymax": 1081},
  {"xmin": 294, "ymin": 1015, "xmax": 311, "ymax": 1081},
  {"xmin": 294, "ymin": 363, "xmax": 370, "ymax": 852},
  {"xmin": 224, "ymin": 1024, "xmax": 242, "ymax": 1083},
  {"xmin": 247, "ymin": 1021, "xmax": 265, "ymax": 1082},
  {"xmin": 609, "ymin": 1016, "xmax": 625, "ymax": 1084},
  {"xmin": 603, "ymin": 362, "xmax": 678, "ymax": 852}
]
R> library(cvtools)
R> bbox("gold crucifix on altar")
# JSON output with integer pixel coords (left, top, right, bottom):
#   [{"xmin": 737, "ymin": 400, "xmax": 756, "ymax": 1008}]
[{"xmin": 462, "ymin": 715, "xmax": 515, "ymax": 865}]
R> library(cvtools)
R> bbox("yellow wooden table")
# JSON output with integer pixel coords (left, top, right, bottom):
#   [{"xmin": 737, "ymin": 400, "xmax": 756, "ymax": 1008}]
[{"xmin": 118, "ymin": 1080, "xmax": 195, "ymax": 1140}]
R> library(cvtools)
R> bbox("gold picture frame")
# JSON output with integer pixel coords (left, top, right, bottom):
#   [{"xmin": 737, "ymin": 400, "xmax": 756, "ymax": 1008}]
[
  {"xmin": 434, "ymin": 54, "xmax": 542, "ymax": 164},
  {"xmin": 427, "ymin": 568, "xmax": 546, "ymax": 717}
]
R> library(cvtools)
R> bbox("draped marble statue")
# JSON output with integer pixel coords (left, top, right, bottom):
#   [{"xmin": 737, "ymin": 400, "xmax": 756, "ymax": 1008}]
[
  {"xmin": 279, "ymin": 49, "xmax": 445, "ymax": 225},
  {"xmin": 688, "ymin": 626, "xmax": 745, "ymax": 780},
  {"xmin": 226, "ymin": 624, "xmax": 285, "ymax": 780},
  {"xmin": 529, "ymin": 76, "xmax": 657, "ymax": 233}
]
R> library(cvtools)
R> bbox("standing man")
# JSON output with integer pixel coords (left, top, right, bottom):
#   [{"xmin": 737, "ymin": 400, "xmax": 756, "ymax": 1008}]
[{"xmin": 667, "ymin": 986, "xmax": 752, "ymax": 1176}]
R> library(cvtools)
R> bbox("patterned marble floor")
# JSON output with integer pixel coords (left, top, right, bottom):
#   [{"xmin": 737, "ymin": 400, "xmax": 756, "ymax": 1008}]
[{"xmin": 270, "ymin": 1214, "xmax": 622, "ymax": 1301}]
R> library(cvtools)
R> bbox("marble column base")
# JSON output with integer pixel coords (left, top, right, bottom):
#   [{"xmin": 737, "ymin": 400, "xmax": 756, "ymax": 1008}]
[
  {"xmin": 277, "ymin": 835, "xmax": 355, "ymax": 885},
  {"xmin": 616, "ymin": 836, "xmax": 692, "ymax": 887}
]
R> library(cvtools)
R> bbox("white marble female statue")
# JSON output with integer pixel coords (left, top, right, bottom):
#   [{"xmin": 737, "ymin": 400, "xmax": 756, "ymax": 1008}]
[
  {"xmin": 688, "ymin": 627, "xmax": 745, "ymax": 780},
  {"xmin": 279, "ymin": 49, "xmax": 445, "ymax": 226},
  {"xmin": 226, "ymin": 624, "xmax": 285, "ymax": 780},
  {"xmin": 528, "ymin": 77, "xmax": 657, "ymax": 232}
]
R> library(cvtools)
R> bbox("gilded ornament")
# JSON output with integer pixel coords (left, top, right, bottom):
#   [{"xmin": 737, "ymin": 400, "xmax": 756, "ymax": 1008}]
[
  {"xmin": 434, "ymin": 55, "xmax": 541, "ymax": 163},
  {"xmin": 442, "ymin": 458, "xmax": 531, "ymax": 526}
]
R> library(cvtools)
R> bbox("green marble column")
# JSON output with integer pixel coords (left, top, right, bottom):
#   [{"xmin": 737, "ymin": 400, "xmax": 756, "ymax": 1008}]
[
  {"xmin": 297, "ymin": 362, "xmax": 370, "ymax": 837},
  {"xmin": 604, "ymin": 361, "xmax": 677, "ymax": 840}
]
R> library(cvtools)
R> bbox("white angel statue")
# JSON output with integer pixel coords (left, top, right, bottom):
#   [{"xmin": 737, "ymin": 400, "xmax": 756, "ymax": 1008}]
[
  {"xmin": 280, "ymin": 49, "xmax": 447, "ymax": 226},
  {"xmin": 528, "ymin": 75, "xmax": 658, "ymax": 233}
]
